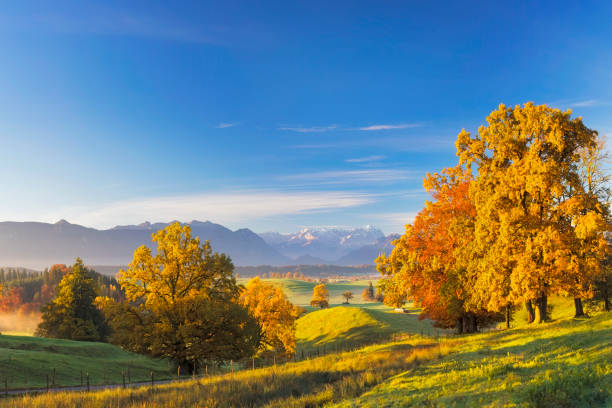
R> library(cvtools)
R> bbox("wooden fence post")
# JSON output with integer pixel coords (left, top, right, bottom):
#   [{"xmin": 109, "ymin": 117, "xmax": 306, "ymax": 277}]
[
  {"xmin": 150, "ymin": 371, "xmax": 154, "ymax": 388},
  {"xmin": 177, "ymin": 365, "xmax": 181, "ymax": 380},
  {"xmin": 46, "ymin": 374, "xmax": 49, "ymax": 392},
  {"xmin": 252, "ymin": 357, "xmax": 255, "ymax": 370},
  {"xmin": 122, "ymin": 371, "xmax": 126, "ymax": 388},
  {"xmin": 127, "ymin": 367, "xmax": 131, "ymax": 384},
  {"xmin": 80, "ymin": 369, "xmax": 83, "ymax": 387},
  {"xmin": 86, "ymin": 372, "xmax": 90, "ymax": 392},
  {"xmin": 52, "ymin": 368, "xmax": 56, "ymax": 386}
]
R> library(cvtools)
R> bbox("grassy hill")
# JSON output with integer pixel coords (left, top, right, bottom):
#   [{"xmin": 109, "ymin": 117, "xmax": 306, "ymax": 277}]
[
  {"xmin": 5, "ymin": 305, "xmax": 609, "ymax": 407},
  {"xmin": 333, "ymin": 309, "xmax": 612, "ymax": 407},
  {"xmin": 295, "ymin": 305, "xmax": 440, "ymax": 355},
  {"xmin": 0, "ymin": 335, "xmax": 171, "ymax": 390}
]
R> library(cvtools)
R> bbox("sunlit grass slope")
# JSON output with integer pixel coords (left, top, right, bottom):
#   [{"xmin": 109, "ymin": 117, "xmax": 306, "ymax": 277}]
[
  {"xmin": 2, "ymin": 299, "xmax": 609, "ymax": 407},
  {"xmin": 333, "ymin": 307, "xmax": 612, "ymax": 407},
  {"xmin": 0, "ymin": 335, "xmax": 171, "ymax": 390},
  {"xmin": 1, "ymin": 339, "xmax": 446, "ymax": 408},
  {"xmin": 295, "ymin": 305, "xmax": 439, "ymax": 354}
]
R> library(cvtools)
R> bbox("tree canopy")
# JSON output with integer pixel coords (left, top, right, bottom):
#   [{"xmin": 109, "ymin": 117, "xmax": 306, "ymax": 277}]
[
  {"xmin": 103, "ymin": 223, "xmax": 261, "ymax": 370},
  {"xmin": 239, "ymin": 277, "xmax": 302, "ymax": 356},
  {"xmin": 37, "ymin": 258, "xmax": 109, "ymax": 341},
  {"xmin": 379, "ymin": 103, "xmax": 611, "ymax": 332},
  {"xmin": 310, "ymin": 283, "xmax": 329, "ymax": 308}
]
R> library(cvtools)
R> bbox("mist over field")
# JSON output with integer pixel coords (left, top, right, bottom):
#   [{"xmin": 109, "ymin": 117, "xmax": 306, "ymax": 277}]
[{"xmin": 0, "ymin": 311, "xmax": 40, "ymax": 335}]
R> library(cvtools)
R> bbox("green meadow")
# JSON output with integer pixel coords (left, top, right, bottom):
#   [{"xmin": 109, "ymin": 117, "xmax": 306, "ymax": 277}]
[
  {"xmin": 1, "ymin": 297, "xmax": 609, "ymax": 407},
  {"xmin": 0, "ymin": 335, "xmax": 171, "ymax": 390},
  {"xmin": 0, "ymin": 280, "xmax": 609, "ymax": 407}
]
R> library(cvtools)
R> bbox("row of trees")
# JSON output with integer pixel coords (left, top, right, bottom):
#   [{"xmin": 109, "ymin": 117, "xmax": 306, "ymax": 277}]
[
  {"xmin": 0, "ymin": 264, "xmax": 121, "ymax": 315},
  {"xmin": 377, "ymin": 103, "xmax": 611, "ymax": 333},
  {"xmin": 36, "ymin": 223, "xmax": 302, "ymax": 371}
]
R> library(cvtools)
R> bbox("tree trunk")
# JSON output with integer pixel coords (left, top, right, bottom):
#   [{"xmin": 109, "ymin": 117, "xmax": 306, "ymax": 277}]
[
  {"xmin": 505, "ymin": 305, "xmax": 511, "ymax": 329},
  {"xmin": 536, "ymin": 294, "xmax": 548, "ymax": 323},
  {"xmin": 603, "ymin": 281, "xmax": 610, "ymax": 312},
  {"xmin": 574, "ymin": 298, "xmax": 585, "ymax": 317},
  {"xmin": 456, "ymin": 317, "xmax": 463, "ymax": 334},
  {"xmin": 463, "ymin": 313, "xmax": 477, "ymax": 333},
  {"xmin": 525, "ymin": 300, "xmax": 535, "ymax": 323}
]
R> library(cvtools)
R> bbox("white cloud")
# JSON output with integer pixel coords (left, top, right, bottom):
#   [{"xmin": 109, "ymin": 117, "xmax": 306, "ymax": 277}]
[
  {"xmin": 569, "ymin": 99, "xmax": 599, "ymax": 108},
  {"xmin": 215, "ymin": 122, "xmax": 237, "ymax": 128},
  {"xmin": 358, "ymin": 123, "xmax": 422, "ymax": 131},
  {"xmin": 57, "ymin": 190, "xmax": 374, "ymax": 229},
  {"xmin": 366, "ymin": 211, "xmax": 420, "ymax": 234},
  {"xmin": 278, "ymin": 125, "xmax": 337, "ymax": 133},
  {"xmin": 280, "ymin": 169, "xmax": 417, "ymax": 184},
  {"xmin": 345, "ymin": 155, "xmax": 386, "ymax": 163}
]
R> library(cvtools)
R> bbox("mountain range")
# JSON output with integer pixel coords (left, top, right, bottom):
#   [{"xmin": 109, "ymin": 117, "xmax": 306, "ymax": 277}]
[{"xmin": 0, "ymin": 220, "xmax": 397, "ymax": 270}]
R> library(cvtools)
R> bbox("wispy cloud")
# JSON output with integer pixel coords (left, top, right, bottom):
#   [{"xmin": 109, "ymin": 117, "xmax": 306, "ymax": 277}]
[
  {"xmin": 280, "ymin": 169, "xmax": 417, "ymax": 184},
  {"xmin": 278, "ymin": 125, "xmax": 337, "ymax": 133},
  {"xmin": 57, "ymin": 190, "xmax": 374, "ymax": 229},
  {"xmin": 215, "ymin": 122, "xmax": 237, "ymax": 129},
  {"xmin": 365, "ymin": 211, "xmax": 420, "ymax": 233},
  {"xmin": 289, "ymin": 135, "xmax": 454, "ymax": 152},
  {"xmin": 345, "ymin": 155, "xmax": 386, "ymax": 163},
  {"xmin": 569, "ymin": 99, "xmax": 600, "ymax": 108},
  {"xmin": 358, "ymin": 123, "xmax": 422, "ymax": 131}
]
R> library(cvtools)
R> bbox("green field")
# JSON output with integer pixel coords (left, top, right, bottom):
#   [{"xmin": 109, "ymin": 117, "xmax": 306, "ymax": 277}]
[
  {"xmin": 0, "ymin": 335, "xmax": 171, "ymax": 390},
  {"xmin": 3, "ymin": 299, "xmax": 609, "ymax": 407},
  {"xmin": 238, "ymin": 278, "xmax": 377, "ymax": 307},
  {"xmin": 295, "ymin": 304, "xmax": 440, "ymax": 355},
  {"xmin": 333, "ymin": 305, "xmax": 612, "ymax": 407}
]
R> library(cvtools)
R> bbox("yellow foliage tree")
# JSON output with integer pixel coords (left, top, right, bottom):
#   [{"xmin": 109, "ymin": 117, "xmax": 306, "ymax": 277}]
[
  {"xmin": 117, "ymin": 222, "xmax": 261, "ymax": 369},
  {"xmin": 239, "ymin": 277, "xmax": 302, "ymax": 355},
  {"xmin": 456, "ymin": 103, "xmax": 610, "ymax": 322},
  {"xmin": 310, "ymin": 283, "xmax": 329, "ymax": 308}
]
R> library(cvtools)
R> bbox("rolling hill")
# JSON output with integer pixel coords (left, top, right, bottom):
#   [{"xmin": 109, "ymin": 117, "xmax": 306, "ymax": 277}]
[
  {"xmin": 5, "ymin": 298, "xmax": 609, "ymax": 408},
  {"xmin": 0, "ymin": 334, "xmax": 171, "ymax": 390}
]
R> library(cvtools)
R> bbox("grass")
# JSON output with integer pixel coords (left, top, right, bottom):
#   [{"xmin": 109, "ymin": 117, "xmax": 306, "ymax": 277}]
[
  {"xmin": 1, "ymin": 297, "xmax": 610, "ymax": 407},
  {"xmin": 0, "ymin": 339, "xmax": 448, "ymax": 407},
  {"xmin": 0, "ymin": 335, "xmax": 172, "ymax": 390},
  {"xmin": 295, "ymin": 304, "xmax": 440, "ymax": 355},
  {"xmin": 332, "ymin": 300, "xmax": 612, "ymax": 407}
]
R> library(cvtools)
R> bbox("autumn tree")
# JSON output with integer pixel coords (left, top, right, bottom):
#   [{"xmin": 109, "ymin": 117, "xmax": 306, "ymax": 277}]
[
  {"xmin": 37, "ymin": 258, "xmax": 109, "ymax": 341},
  {"xmin": 342, "ymin": 291, "xmax": 353, "ymax": 304},
  {"xmin": 362, "ymin": 281, "xmax": 375, "ymax": 301},
  {"xmin": 239, "ymin": 277, "xmax": 302, "ymax": 355},
  {"xmin": 457, "ymin": 103, "xmax": 610, "ymax": 322},
  {"xmin": 310, "ymin": 283, "xmax": 329, "ymax": 308},
  {"xmin": 377, "ymin": 166, "xmax": 502, "ymax": 332},
  {"xmin": 111, "ymin": 223, "xmax": 261, "ymax": 371}
]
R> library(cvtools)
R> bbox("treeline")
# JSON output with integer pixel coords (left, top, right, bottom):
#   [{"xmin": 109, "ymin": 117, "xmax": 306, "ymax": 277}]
[
  {"xmin": 0, "ymin": 264, "xmax": 122, "ymax": 314},
  {"xmin": 378, "ymin": 103, "xmax": 611, "ymax": 333},
  {"xmin": 235, "ymin": 264, "xmax": 376, "ymax": 279}
]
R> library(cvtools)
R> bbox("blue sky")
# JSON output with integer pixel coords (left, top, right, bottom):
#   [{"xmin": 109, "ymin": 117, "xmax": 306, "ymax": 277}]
[{"xmin": 0, "ymin": 1, "xmax": 611, "ymax": 234}]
